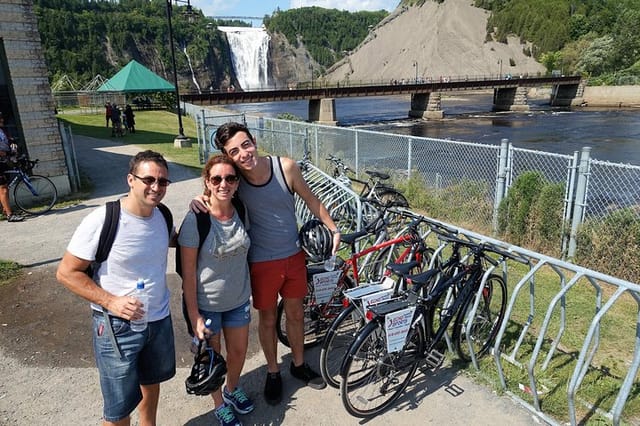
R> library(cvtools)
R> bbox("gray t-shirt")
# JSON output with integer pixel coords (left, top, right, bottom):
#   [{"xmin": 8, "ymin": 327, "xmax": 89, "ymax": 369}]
[{"xmin": 178, "ymin": 210, "xmax": 251, "ymax": 312}]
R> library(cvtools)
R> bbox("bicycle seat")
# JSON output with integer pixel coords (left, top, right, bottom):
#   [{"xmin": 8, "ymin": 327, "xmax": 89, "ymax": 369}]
[
  {"xmin": 339, "ymin": 228, "xmax": 371, "ymax": 245},
  {"xmin": 365, "ymin": 170, "xmax": 390, "ymax": 180},
  {"xmin": 385, "ymin": 261, "xmax": 420, "ymax": 276}
]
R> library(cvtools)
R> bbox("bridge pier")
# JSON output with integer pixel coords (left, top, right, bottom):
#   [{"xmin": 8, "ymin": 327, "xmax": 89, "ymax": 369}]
[
  {"xmin": 308, "ymin": 98, "xmax": 337, "ymax": 125},
  {"xmin": 493, "ymin": 86, "xmax": 530, "ymax": 112},
  {"xmin": 551, "ymin": 82, "xmax": 583, "ymax": 107},
  {"xmin": 409, "ymin": 92, "xmax": 444, "ymax": 119}
]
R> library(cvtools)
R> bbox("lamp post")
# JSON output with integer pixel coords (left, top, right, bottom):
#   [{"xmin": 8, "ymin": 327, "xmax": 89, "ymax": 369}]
[
  {"xmin": 166, "ymin": 0, "xmax": 193, "ymax": 147},
  {"xmin": 413, "ymin": 60, "xmax": 418, "ymax": 83},
  {"xmin": 498, "ymin": 59, "xmax": 503, "ymax": 78}
]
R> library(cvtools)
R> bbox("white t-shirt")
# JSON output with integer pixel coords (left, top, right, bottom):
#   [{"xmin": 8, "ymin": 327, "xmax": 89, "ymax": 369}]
[{"xmin": 67, "ymin": 204, "xmax": 171, "ymax": 321}]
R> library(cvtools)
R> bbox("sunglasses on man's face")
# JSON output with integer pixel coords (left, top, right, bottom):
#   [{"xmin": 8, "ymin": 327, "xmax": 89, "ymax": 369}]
[
  {"xmin": 209, "ymin": 174, "xmax": 239, "ymax": 185},
  {"xmin": 132, "ymin": 173, "xmax": 171, "ymax": 187}
]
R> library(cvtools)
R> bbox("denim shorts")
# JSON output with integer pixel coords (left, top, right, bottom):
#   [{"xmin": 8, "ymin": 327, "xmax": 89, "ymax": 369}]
[
  {"xmin": 200, "ymin": 300, "xmax": 251, "ymax": 335},
  {"xmin": 92, "ymin": 312, "xmax": 176, "ymax": 422}
]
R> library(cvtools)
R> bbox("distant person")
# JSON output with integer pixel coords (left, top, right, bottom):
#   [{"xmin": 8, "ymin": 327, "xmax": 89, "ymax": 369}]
[
  {"xmin": 194, "ymin": 122, "xmax": 340, "ymax": 406},
  {"xmin": 105, "ymin": 102, "xmax": 112, "ymax": 128},
  {"xmin": 124, "ymin": 105, "xmax": 135, "ymax": 134},
  {"xmin": 111, "ymin": 105, "xmax": 123, "ymax": 137},
  {"xmin": 57, "ymin": 150, "xmax": 176, "ymax": 426},
  {"xmin": 180, "ymin": 155, "xmax": 254, "ymax": 426},
  {"xmin": 0, "ymin": 112, "xmax": 22, "ymax": 222}
]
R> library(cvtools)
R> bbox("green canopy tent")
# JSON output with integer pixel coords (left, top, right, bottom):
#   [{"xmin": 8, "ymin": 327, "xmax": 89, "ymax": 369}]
[{"xmin": 97, "ymin": 60, "xmax": 175, "ymax": 93}]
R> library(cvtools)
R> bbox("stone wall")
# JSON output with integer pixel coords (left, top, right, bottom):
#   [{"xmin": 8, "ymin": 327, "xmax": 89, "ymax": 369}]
[
  {"xmin": 581, "ymin": 86, "xmax": 640, "ymax": 108},
  {"xmin": 0, "ymin": 0, "xmax": 69, "ymax": 195}
]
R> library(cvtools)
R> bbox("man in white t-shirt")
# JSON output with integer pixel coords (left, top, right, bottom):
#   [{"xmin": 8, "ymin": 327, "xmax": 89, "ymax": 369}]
[{"xmin": 57, "ymin": 150, "xmax": 176, "ymax": 426}]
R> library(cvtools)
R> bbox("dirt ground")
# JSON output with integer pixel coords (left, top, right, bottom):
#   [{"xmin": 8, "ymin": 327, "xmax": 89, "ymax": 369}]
[{"xmin": 0, "ymin": 135, "xmax": 542, "ymax": 425}]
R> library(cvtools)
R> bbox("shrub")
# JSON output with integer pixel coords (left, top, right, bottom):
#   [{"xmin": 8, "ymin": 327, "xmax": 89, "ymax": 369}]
[{"xmin": 575, "ymin": 208, "xmax": 640, "ymax": 282}]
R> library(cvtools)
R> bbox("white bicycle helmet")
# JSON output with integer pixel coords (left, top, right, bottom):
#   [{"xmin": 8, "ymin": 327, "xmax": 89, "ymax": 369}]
[{"xmin": 299, "ymin": 219, "xmax": 333, "ymax": 263}]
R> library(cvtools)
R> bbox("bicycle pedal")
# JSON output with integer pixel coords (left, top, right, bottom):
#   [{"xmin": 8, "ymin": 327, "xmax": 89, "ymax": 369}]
[{"xmin": 424, "ymin": 349, "xmax": 445, "ymax": 370}]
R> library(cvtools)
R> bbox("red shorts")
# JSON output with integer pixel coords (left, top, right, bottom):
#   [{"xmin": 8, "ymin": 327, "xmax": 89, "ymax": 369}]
[{"xmin": 250, "ymin": 251, "xmax": 307, "ymax": 310}]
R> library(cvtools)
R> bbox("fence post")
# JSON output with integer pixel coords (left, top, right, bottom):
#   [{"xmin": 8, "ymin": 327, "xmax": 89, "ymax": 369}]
[
  {"xmin": 407, "ymin": 138, "xmax": 413, "ymax": 178},
  {"xmin": 567, "ymin": 147, "xmax": 592, "ymax": 259},
  {"xmin": 561, "ymin": 151, "xmax": 580, "ymax": 259},
  {"xmin": 354, "ymin": 130, "xmax": 360, "ymax": 179},
  {"xmin": 492, "ymin": 138, "xmax": 509, "ymax": 233}
]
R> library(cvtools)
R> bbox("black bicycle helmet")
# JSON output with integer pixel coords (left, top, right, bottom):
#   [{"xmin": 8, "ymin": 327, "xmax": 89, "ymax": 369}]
[
  {"xmin": 185, "ymin": 341, "xmax": 227, "ymax": 396},
  {"xmin": 299, "ymin": 219, "xmax": 333, "ymax": 263}
]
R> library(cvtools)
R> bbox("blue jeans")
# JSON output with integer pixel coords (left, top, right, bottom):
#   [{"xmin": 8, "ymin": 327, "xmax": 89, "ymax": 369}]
[
  {"xmin": 92, "ymin": 312, "xmax": 176, "ymax": 422},
  {"xmin": 200, "ymin": 300, "xmax": 251, "ymax": 335}
]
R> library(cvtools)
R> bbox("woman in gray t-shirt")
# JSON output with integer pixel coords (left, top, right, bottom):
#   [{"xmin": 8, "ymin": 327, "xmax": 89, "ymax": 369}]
[{"xmin": 179, "ymin": 155, "xmax": 254, "ymax": 423}]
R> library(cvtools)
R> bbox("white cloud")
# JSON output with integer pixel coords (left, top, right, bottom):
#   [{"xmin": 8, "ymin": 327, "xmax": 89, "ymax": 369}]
[{"xmin": 289, "ymin": 0, "xmax": 398, "ymax": 12}]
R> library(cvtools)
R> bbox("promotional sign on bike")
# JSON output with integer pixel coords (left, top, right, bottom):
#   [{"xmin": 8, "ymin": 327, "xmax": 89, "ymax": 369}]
[
  {"xmin": 360, "ymin": 289, "xmax": 394, "ymax": 322},
  {"xmin": 384, "ymin": 307, "xmax": 416, "ymax": 353},
  {"xmin": 312, "ymin": 270, "xmax": 342, "ymax": 304}
]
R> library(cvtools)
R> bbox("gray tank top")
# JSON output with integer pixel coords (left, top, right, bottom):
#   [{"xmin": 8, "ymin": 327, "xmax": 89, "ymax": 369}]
[{"xmin": 238, "ymin": 156, "xmax": 300, "ymax": 262}]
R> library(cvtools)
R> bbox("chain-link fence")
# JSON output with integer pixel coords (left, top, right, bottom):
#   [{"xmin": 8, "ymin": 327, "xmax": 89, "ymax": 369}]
[{"xmin": 189, "ymin": 106, "xmax": 640, "ymax": 282}]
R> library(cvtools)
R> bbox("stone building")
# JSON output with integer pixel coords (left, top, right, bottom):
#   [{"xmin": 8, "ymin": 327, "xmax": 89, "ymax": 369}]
[{"xmin": 0, "ymin": 0, "xmax": 70, "ymax": 197}]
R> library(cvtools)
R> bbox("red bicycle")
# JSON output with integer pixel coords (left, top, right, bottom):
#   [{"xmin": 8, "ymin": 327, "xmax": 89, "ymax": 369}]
[{"xmin": 276, "ymin": 209, "xmax": 433, "ymax": 349}]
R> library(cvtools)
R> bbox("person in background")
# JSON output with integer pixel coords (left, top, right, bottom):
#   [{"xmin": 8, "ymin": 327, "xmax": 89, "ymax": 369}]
[
  {"xmin": 56, "ymin": 150, "xmax": 176, "ymax": 426},
  {"xmin": 105, "ymin": 102, "xmax": 112, "ymax": 128},
  {"xmin": 179, "ymin": 155, "xmax": 253, "ymax": 426},
  {"xmin": 124, "ymin": 105, "xmax": 136, "ymax": 134},
  {"xmin": 202, "ymin": 122, "xmax": 340, "ymax": 405},
  {"xmin": 0, "ymin": 112, "xmax": 23, "ymax": 222}
]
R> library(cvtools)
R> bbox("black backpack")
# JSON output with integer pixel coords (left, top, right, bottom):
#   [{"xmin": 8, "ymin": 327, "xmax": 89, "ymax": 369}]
[
  {"xmin": 177, "ymin": 196, "xmax": 246, "ymax": 336},
  {"xmin": 87, "ymin": 200, "xmax": 173, "ymax": 278}
]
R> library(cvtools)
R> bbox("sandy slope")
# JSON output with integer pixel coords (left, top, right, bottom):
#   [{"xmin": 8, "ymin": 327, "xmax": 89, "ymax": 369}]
[{"xmin": 324, "ymin": 0, "xmax": 545, "ymax": 83}]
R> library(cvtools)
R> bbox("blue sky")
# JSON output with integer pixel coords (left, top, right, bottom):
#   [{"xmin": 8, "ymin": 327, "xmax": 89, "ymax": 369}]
[{"xmin": 190, "ymin": 1, "xmax": 399, "ymax": 19}]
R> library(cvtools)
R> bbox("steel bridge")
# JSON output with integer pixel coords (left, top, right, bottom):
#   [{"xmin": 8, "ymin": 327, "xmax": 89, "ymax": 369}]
[{"xmin": 182, "ymin": 75, "xmax": 584, "ymax": 123}]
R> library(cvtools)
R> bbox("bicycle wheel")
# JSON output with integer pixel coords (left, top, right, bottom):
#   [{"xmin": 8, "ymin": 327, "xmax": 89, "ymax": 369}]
[
  {"xmin": 376, "ymin": 189, "xmax": 409, "ymax": 208},
  {"xmin": 319, "ymin": 304, "xmax": 365, "ymax": 388},
  {"xmin": 452, "ymin": 274, "xmax": 507, "ymax": 362},
  {"xmin": 340, "ymin": 319, "xmax": 424, "ymax": 418},
  {"xmin": 13, "ymin": 175, "xmax": 57, "ymax": 215},
  {"xmin": 276, "ymin": 274, "xmax": 354, "ymax": 349}
]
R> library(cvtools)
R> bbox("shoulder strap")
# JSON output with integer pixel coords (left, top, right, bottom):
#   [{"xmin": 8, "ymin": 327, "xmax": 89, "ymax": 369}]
[
  {"xmin": 95, "ymin": 200, "xmax": 120, "ymax": 264},
  {"xmin": 157, "ymin": 202, "xmax": 173, "ymax": 237},
  {"xmin": 195, "ymin": 211, "xmax": 210, "ymax": 249}
]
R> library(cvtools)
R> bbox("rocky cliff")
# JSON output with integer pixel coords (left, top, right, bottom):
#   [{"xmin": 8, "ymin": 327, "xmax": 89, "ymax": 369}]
[{"xmin": 322, "ymin": 0, "xmax": 544, "ymax": 84}]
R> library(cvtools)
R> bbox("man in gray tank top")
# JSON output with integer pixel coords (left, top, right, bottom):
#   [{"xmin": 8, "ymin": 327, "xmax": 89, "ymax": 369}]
[{"xmin": 213, "ymin": 122, "xmax": 340, "ymax": 405}]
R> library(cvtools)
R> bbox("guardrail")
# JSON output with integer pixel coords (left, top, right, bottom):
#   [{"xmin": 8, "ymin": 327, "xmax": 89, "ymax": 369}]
[{"xmin": 298, "ymin": 160, "xmax": 640, "ymax": 426}]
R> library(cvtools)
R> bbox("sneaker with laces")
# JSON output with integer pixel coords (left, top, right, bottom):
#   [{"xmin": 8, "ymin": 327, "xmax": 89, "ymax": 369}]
[
  {"xmin": 290, "ymin": 362, "xmax": 327, "ymax": 390},
  {"xmin": 264, "ymin": 371, "xmax": 282, "ymax": 405},
  {"xmin": 7, "ymin": 214, "xmax": 24, "ymax": 222},
  {"xmin": 222, "ymin": 386, "xmax": 254, "ymax": 414},
  {"xmin": 214, "ymin": 403, "xmax": 242, "ymax": 426}
]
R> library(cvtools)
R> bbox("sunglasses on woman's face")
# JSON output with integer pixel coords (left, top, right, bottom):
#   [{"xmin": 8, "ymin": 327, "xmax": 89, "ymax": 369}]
[{"xmin": 209, "ymin": 174, "xmax": 239, "ymax": 185}]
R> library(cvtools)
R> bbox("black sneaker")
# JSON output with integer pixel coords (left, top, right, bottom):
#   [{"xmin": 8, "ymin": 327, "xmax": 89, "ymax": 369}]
[
  {"xmin": 264, "ymin": 372, "xmax": 282, "ymax": 405},
  {"xmin": 290, "ymin": 362, "xmax": 326, "ymax": 390}
]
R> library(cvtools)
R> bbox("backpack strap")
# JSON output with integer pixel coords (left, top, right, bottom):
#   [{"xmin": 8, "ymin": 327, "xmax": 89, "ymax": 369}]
[
  {"xmin": 95, "ymin": 200, "xmax": 120, "ymax": 264},
  {"xmin": 157, "ymin": 202, "xmax": 173, "ymax": 237},
  {"xmin": 195, "ymin": 211, "xmax": 210, "ymax": 248}
]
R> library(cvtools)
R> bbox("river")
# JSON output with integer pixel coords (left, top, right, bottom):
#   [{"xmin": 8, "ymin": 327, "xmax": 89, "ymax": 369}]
[{"xmin": 222, "ymin": 93, "xmax": 640, "ymax": 166}]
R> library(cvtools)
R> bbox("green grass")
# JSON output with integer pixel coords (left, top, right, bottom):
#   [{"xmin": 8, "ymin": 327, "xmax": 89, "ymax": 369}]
[
  {"xmin": 57, "ymin": 110, "xmax": 203, "ymax": 170},
  {"xmin": 0, "ymin": 260, "xmax": 21, "ymax": 286}
]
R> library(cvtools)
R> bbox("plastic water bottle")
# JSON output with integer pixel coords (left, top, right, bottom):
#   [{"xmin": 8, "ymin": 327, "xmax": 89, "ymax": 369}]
[
  {"xmin": 190, "ymin": 318, "xmax": 212, "ymax": 353},
  {"xmin": 130, "ymin": 278, "xmax": 148, "ymax": 332},
  {"xmin": 324, "ymin": 255, "xmax": 337, "ymax": 271}
]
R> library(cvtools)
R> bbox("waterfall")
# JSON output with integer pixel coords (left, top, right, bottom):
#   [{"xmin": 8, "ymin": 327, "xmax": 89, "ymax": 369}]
[
  {"xmin": 218, "ymin": 26, "xmax": 270, "ymax": 90},
  {"xmin": 182, "ymin": 45, "xmax": 202, "ymax": 94}
]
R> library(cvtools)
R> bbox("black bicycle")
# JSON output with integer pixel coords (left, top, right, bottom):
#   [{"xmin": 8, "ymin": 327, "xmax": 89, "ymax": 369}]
[
  {"xmin": 339, "ymin": 236, "xmax": 528, "ymax": 418},
  {"xmin": 5, "ymin": 154, "xmax": 57, "ymax": 215}
]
